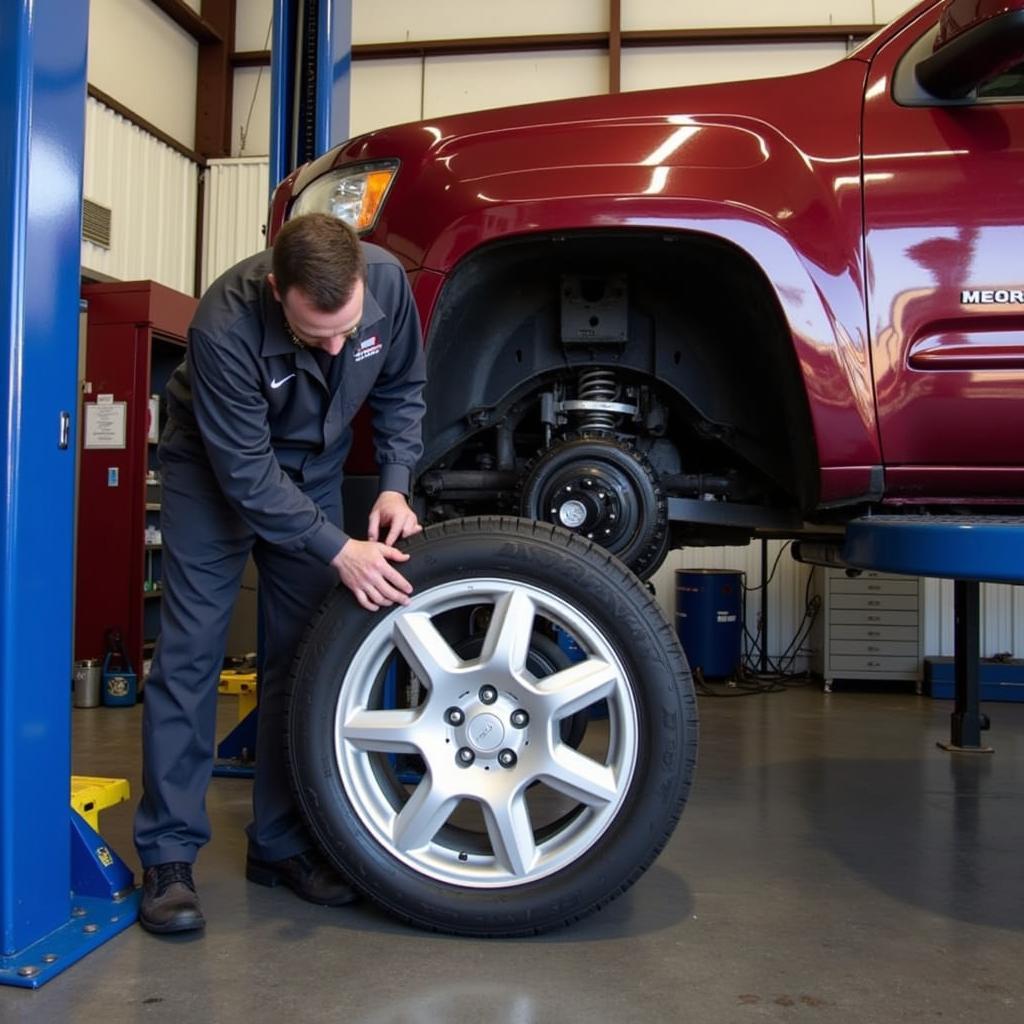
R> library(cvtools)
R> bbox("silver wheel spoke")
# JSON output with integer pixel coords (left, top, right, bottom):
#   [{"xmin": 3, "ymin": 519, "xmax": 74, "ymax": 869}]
[
  {"xmin": 342, "ymin": 709, "xmax": 423, "ymax": 754},
  {"xmin": 541, "ymin": 745, "xmax": 618, "ymax": 807},
  {"xmin": 534, "ymin": 657, "xmax": 619, "ymax": 719},
  {"xmin": 393, "ymin": 611, "xmax": 462, "ymax": 688},
  {"xmin": 479, "ymin": 589, "xmax": 536, "ymax": 676},
  {"xmin": 481, "ymin": 791, "xmax": 537, "ymax": 877},
  {"xmin": 393, "ymin": 778, "xmax": 459, "ymax": 852}
]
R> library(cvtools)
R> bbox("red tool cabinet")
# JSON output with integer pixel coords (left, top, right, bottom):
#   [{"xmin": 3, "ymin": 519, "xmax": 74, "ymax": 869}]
[{"xmin": 75, "ymin": 280, "xmax": 196, "ymax": 686}]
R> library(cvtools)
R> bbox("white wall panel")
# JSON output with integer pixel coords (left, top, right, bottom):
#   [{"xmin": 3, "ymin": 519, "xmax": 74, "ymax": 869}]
[
  {"xmin": 424, "ymin": 50, "xmax": 608, "ymax": 119},
  {"xmin": 232, "ymin": 66, "xmax": 273, "ymax": 157},
  {"xmin": 82, "ymin": 98, "xmax": 198, "ymax": 296},
  {"xmin": 236, "ymin": 0, "xmax": 274, "ymax": 51},
  {"xmin": 88, "ymin": 0, "xmax": 198, "ymax": 150},
  {"xmin": 201, "ymin": 158, "xmax": 271, "ymax": 292},
  {"xmin": 355, "ymin": 0, "xmax": 607, "ymax": 44},
  {"xmin": 622, "ymin": 41, "xmax": 848, "ymax": 92},
  {"xmin": 873, "ymin": 1, "xmax": 924, "ymax": 23},
  {"xmin": 622, "ymin": 1, "xmax": 874, "ymax": 31},
  {"xmin": 352, "ymin": 58, "xmax": 426, "ymax": 137}
]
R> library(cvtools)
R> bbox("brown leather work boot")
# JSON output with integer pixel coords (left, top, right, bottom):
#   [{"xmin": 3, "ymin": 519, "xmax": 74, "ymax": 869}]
[
  {"xmin": 246, "ymin": 848, "xmax": 357, "ymax": 907},
  {"xmin": 139, "ymin": 862, "xmax": 205, "ymax": 934}
]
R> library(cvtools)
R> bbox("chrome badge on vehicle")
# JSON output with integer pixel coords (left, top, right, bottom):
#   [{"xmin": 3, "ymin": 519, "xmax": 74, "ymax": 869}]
[{"xmin": 961, "ymin": 289, "xmax": 1024, "ymax": 304}]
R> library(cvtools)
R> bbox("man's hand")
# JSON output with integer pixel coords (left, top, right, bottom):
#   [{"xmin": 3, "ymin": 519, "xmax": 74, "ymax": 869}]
[
  {"xmin": 368, "ymin": 491, "xmax": 422, "ymax": 546},
  {"xmin": 332, "ymin": 539, "xmax": 413, "ymax": 612}
]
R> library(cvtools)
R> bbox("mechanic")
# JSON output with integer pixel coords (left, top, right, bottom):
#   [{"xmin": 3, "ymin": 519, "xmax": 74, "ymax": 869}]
[{"xmin": 135, "ymin": 213, "xmax": 426, "ymax": 934}]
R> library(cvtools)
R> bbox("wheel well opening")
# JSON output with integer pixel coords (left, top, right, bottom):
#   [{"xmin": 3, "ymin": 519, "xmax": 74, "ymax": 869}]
[{"xmin": 420, "ymin": 230, "xmax": 818, "ymax": 512}]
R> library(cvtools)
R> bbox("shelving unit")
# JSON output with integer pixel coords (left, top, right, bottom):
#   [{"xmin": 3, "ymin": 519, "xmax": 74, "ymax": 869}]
[
  {"xmin": 814, "ymin": 567, "xmax": 924, "ymax": 692},
  {"xmin": 75, "ymin": 280, "xmax": 196, "ymax": 687}
]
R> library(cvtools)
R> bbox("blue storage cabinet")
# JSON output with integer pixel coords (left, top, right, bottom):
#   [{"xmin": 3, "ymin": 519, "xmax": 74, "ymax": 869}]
[{"xmin": 924, "ymin": 657, "xmax": 1024, "ymax": 702}]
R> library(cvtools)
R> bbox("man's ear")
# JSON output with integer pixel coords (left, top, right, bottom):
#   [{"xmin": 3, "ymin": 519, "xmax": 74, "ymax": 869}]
[{"xmin": 267, "ymin": 273, "xmax": 282, "ymax": 304}]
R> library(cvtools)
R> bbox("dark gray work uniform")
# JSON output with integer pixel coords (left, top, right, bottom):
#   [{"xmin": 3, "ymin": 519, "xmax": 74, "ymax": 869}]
[{"xmin": 134, "ymin": 245, "xmax": 425, "ymax": 868}]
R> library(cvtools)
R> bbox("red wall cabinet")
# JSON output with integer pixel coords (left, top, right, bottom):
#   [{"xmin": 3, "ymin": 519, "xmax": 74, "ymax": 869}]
[{"xmin": 75, "ymin": 281, "xmax": 196, "ymax": 683}]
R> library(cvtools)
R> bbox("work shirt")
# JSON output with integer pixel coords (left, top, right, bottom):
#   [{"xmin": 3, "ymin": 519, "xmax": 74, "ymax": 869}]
[{"xmin": 163, "ymin": 244, "xmax": 426, "ymax": 564}]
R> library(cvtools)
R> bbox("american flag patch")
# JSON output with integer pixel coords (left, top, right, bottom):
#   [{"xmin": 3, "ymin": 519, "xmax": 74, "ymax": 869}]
[{"xmin": 353, "ymin": 335, "xmax": 382, "ymax": 362}]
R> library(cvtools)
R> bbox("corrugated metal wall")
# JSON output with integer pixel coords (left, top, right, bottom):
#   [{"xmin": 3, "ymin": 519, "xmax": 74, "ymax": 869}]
[
  {"xmin": 924, "ymin": 579, "xmax": 1024, "ymax": 659},
  {"xmin": 651, "ymin": 545, "xmax": 1024, "ymax": 672},
  {"xmin": 82, "ymin": 97, "xmax": 198, "ymax": 295},
  {"xmin": 200, "ymin": 158, "xmax": 270, "ymax": 292}
]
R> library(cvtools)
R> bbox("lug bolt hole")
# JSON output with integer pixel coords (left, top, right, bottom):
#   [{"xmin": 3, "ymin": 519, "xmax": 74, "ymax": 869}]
[
  {"xmin": 457, "ymin": 747, "xmax": 475, "ymax": 767},
  {"xmin": 445, "ymin": 707, "xmax": 465, "ymax": 726},
  {"xmin": 479, "ymin": 685, "xmax": 498, "ymax": 705},
  {"xmin": 498, "ymin": 749, "xmax": 518, "ymax": 769},
  {"xmin": 510, "ymin": 709, "xmax": 529, "ymax": 728}
]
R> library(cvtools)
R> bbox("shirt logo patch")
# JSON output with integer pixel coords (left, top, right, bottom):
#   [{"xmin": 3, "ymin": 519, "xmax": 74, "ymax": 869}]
[
  {"xmin": 270, "ymin": 374, "xmax": 296, "ymax": 389},
  {"xmin": 353, "ymin": 336, "xmax": 382, "ymax": 363}
]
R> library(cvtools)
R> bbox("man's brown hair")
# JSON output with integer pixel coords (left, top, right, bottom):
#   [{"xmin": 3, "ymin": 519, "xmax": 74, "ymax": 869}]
[{"xmin": 271, "ymin": 213, "xmax": 367, "ymax": 311}]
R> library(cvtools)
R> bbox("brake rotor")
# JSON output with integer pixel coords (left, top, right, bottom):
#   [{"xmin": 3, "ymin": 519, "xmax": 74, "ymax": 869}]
[{"xmin": 520, "ymin": 435, "xmax": 668, "ymax": 578}]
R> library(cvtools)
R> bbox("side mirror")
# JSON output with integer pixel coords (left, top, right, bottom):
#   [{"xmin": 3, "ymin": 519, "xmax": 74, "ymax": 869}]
[{"xmin": 917, "ymin": 0, "xmax": 1024, "ymax": 98}]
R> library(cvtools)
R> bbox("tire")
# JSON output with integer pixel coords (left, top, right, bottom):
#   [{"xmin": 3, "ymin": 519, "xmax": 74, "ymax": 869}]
[{"xmin": 287, "ymin": 516, "xmax": 697, "ymax": 936}]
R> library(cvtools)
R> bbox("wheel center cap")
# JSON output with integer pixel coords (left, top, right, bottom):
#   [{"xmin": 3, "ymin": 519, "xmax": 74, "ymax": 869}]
[
  {"xmin": 467, "ymin": 713, "xmax": 504, "ymax": 751},
  {"xmin": 558, "ymin": 499, "xmax": 588, "ymax": 529}
]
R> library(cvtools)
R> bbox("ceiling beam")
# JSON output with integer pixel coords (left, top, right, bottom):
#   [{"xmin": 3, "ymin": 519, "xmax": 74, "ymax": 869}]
[
  {"xmin": 150, "ymin": 0, "xmax": 223, "ymax": 44},
  {"xmin": 229, "ymin": 23, "xmax": 879, "ymax": 68},
  {"xmin": 609, "ymin": 0, "xmax": 622, "ymax": 94}
]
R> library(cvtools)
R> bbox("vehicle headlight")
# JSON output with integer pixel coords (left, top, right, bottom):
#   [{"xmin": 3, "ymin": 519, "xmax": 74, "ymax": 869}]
[{"xmin": 289, "ymin": 162, "xmax": 398, "ymax": 233}]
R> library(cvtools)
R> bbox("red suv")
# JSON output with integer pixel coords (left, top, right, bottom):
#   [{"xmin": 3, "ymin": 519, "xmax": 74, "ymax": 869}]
[{"xmin": 269, "ymin": 0, "xmax": 1024, "ymax": 578}]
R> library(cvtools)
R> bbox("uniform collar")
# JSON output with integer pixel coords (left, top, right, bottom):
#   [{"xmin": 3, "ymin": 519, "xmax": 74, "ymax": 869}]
[{"xmin": 259, "ymin": 273, "xmax": 387, "ymax": 359}]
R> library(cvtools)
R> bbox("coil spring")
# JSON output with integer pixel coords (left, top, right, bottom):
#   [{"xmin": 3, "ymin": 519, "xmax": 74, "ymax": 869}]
[{"xmin": 577, "ymin": 369, "xmax": 619, "ymax": 431}]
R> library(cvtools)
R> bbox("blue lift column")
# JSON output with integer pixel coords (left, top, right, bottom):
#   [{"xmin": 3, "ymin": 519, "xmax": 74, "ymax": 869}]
[
  {"xmin": 843, "ymin": 516, "xmax": 1024, "ymax": 754},
  {"xmin": 270, "ymin": 0, "xmax": 352, "ymax": 190},
  {"xmin": 0, "ymin": 0, "xmax": 137, "ymax": 989},
  {"xmin": 215, "ymin": 0, "xmax": 352, "ymax": 780}
]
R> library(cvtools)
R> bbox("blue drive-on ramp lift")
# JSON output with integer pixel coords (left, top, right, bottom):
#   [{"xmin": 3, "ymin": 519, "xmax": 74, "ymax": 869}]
[
  {"xmin": 841, "ymin": 516, "xmax": 1024, "ymax": 753},
  {"xmin": 0, "ymin": 0, "xmax": 352, "ymax": 988}
]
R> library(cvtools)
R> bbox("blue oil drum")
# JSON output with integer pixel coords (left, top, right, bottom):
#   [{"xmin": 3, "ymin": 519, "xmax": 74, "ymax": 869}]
[{"xmin": 675, "ymin": 569, "xmax": 744, "ymax": 678}]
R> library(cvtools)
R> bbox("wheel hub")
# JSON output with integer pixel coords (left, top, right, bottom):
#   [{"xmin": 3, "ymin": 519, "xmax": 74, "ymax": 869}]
[
  {"xmin": 466, "ymin": 712, "xmax": 505, "ymax": 752},
  {"xmin": 547, "ymin": 470, "xmax": 627, "ymax": 544},
  {"xmin": 557, "ymin": 498, "xmax": 588, "ymax": 529},
  {"xmin": 453, "ymin": 691, "xmax": 525, "ymax": 766},
  {"xmin": 520, "ymin": 436, "xmax": 668, "ymax": 577}
]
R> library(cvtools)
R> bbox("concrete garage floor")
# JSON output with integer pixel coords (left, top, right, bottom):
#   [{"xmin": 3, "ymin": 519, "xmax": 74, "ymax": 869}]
[{"xmin": 3, "ymin": 686, "xmax": 1024, "ymax": 1023}]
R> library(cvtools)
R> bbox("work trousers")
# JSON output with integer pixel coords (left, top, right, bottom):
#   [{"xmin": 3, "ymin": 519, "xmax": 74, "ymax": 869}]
[{"xmin": 134, "ymin": 443, "xmax": 340, "ymax": 867}]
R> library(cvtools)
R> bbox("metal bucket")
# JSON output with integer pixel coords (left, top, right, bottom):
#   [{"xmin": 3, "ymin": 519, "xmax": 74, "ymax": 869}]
[{"xmin": 73, "ymin": 658, "xmax": 102, "ymax": 708}]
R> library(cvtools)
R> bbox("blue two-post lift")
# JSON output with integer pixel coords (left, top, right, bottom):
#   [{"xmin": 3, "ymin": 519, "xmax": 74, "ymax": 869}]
[{"xmin": 0, "ymin": 0, "xmax": 351, "ymax": 988}]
